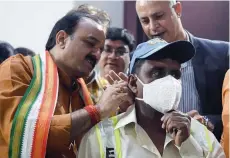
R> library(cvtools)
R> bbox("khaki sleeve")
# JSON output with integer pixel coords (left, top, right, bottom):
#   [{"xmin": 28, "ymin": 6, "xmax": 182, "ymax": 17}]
[{"xmin": 221, "ymin": 70, "xmax": 229, "ymax": 157}]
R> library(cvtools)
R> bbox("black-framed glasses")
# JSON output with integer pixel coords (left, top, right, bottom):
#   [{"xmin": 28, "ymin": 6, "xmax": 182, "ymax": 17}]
[{"xmin": 103, "ymin": 46, "xmax": 128, "ymax": 57}]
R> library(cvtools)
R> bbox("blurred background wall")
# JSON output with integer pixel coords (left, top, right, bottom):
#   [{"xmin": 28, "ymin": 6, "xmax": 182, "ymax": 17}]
[{"xmin": 0, "ymin": 1, "xmax": 228, "ymax": 53}]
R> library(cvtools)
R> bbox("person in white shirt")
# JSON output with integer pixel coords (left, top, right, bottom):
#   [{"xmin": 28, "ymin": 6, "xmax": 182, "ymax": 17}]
[{"xmin": 78, "ymin": 38, "xmax": 225, "ymax": 158}]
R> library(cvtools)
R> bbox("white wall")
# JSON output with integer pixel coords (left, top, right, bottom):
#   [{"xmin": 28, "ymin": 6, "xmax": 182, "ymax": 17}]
[
  {"xmin": 73, "ymin": 1, "xmax": 124, "ymax": 28},
  {"xmin": 0, "ymin": 1, "xmax": 124, "ymax": 54},
  {"xmin": 0, "ymin": 1, "xmax": 74, "ymax": 54}
]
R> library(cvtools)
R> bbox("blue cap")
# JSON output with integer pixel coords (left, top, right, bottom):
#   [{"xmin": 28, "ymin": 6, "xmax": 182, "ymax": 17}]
[{"xmin": 129, "ymin": 38, "xmax": 195, "ymax": 74}]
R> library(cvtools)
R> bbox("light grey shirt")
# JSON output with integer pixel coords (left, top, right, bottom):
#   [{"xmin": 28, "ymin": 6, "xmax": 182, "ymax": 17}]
[{"xmin": 178, "ymin": 35, "xmax": 201, "ymax": 113}]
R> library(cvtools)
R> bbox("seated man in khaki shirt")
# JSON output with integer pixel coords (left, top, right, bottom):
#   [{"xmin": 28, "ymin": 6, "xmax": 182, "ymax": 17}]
[
  {"xmin": 0, "ymin": 11, "xmax": 133, "ymax": 158},
  {"xmin": 78, "ymin": 38, "xmax": 225, "ymax": 158}
]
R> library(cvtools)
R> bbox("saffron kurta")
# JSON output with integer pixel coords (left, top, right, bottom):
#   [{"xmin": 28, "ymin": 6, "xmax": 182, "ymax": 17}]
[{"xmin": 0, "ymin": 54, "xmax": 85, "ymax": 158}]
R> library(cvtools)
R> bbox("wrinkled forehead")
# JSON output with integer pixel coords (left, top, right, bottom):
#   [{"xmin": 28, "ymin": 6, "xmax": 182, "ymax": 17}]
[
  {"xmin": 136, "ymin": 0, "xmax": 171, "ymax": 15},
  {"xmin": 80, "ymin": 17, "xmax": 105, "ymax": 32},
  {"xmin": 76, "ymin": 18, "xmax": 106, "ymax": 42}
]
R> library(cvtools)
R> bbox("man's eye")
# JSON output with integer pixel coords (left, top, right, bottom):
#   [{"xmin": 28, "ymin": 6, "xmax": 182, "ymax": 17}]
[
  {"xmin": 86, "ymin": 41, "xmax": 94, "ymax": 47},
  {"xmin": 141, "ymin": 19, "xmax": 149, "ymax": 25},
  {"xmin": 99, "ymin": 47, "xmax": 104, "ymax": 53},
  {"xmin": 103, "ymin": 47, "xmax": 112, "ymax": 52},
  {"xmin": 152, "ymin": 71, "xmax": 159, "ymax": 77},
  {"xmin": 155, "ymin": 14, "xmax": 164, "ymax": 19},
  {"xmin": 116, "ymin": 49, "xmax": 127, "ymax": 55}
]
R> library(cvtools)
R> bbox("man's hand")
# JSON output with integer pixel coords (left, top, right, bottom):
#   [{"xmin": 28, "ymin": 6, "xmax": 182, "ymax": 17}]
[
  {"xmin": 187, "ymin": 110, "xmax": 214, "ymax": 132},
  {"xmin": 103, "ymin": 70, "xmax": 131, "ymax": 114},
  {"xmin": 97, "ymin": 80, "xmax": 134, "ymax": 119},
  {"xmin": 105, "ymin": 70, "xmax": 128, "ymax": 84},
  {"xmin": 161, "ymin": 111, "xmax": 191, "ymax": 147}
]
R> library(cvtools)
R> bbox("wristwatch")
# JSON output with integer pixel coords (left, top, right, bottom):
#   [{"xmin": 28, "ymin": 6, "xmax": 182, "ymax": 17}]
[{"xmin": 203, "ymin": 116, "xmax": 209, "ymax": 127}]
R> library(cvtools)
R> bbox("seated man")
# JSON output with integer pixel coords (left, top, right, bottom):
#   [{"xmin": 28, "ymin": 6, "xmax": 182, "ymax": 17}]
[{"xmin": 78, "ymin": 38, "xmax": 225, "ymax": 158}]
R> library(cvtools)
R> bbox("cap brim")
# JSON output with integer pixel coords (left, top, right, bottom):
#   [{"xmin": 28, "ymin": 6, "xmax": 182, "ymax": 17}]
[{"xmin": 139, "ymin": 41, "xmax": 195, "ymax": 64}]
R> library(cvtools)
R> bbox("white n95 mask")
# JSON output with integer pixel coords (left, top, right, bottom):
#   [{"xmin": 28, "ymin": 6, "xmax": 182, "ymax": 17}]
[{"xmin": 136, "ymin": 75, "xmax": 182, "ymax": 114}]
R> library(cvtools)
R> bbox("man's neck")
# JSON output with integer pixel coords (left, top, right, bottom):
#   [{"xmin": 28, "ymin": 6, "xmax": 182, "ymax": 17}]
[
  {"xmin": 135, "ymin": 100, "xmax": 164, "ymax": 132},
  {"xmin": 135, "ymin": 100, "xmax": 166, "ymax": 155},
  {"xmin": 175, "ymin": 28, "xmax": 187, "ymax": 41}
]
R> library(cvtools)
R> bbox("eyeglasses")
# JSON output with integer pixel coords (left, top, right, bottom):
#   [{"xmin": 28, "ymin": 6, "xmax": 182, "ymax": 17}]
[{"xmin": 103, "ymin": 46, "xmax": 128, "ymax": 57}]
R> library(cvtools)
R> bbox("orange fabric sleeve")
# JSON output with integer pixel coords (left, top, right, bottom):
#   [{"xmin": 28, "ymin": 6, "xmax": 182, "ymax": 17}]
[
  {"xmin": 0, "ymin": 54, "xmax": 72, "ymax": 157},
  {"xmin": 0, "ymin": 55, "xmax": 33, "ymax": 157},
  {"xmin": 47, "ymin": 113, "xmax": 71, "ymax": 152},
  {"xmin": 221, "ymin": 69, "xmax": 229, "ymax": 157}
]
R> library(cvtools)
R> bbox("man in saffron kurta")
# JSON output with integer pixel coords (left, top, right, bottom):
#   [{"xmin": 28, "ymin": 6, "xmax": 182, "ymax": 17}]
[
  {"xmin": 0, "ymin": 54, "xmax": 78, "ymax": 157},
  {"xmin": 0, "ymin": 11, "xmax": 133, "ymax": 158}
]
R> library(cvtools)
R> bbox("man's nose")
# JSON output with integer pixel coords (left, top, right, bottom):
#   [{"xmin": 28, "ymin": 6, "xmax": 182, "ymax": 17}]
[
  {"xmin": 149, "ymin": 19, "xmax": 160, "ymax": 33},
  {"xmin": 92, "ymin": 48, "xmax": 101, "ymax": 60},
  {"xmin": 108, "ymin": 50, "xmax": 117, "ymax": 59}
]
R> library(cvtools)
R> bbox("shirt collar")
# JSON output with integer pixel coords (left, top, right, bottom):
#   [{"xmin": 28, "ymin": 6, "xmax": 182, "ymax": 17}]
[
  {"xmin": 114, "ymin": 105, "xmax": 174, "ymax": 148},
  {"xmin": 114, "ymin": 105, "xmax": 137, "ymax": 130},
  {"xmin": 186, "ymin": 31, "xmax": 190, "ymax": 42},
  {"xmin": 85, "ymin": 70, "xmax": 97, "ymax": 85}
]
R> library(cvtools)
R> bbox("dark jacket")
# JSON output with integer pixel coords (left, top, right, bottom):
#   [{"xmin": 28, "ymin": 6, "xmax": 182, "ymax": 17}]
[{"xmin": 188, "ymin": 32, "xmax": 229, "ymax": 141}]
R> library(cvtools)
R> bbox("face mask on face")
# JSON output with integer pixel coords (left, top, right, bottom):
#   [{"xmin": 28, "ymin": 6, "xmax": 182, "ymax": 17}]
[{"xmin": 136, "ymin": 75, "xmax": 182, "ymax": 114}]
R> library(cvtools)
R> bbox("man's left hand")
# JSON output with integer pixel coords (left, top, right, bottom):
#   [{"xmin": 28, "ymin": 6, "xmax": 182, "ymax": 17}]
[
  {"xmin": 187, "ymin": 110, "xmax": 214, "ymax": 132},
  {"xmin": 161, "ymin": 111, "xmax": 191, "ymax": 147},
  {"xmin": 105, "ymin": 71, "xmax": 128, "ymax": 84},
  {"xmin": 105, "ymin": 70, "xmax": 131, "ymax": 113}
]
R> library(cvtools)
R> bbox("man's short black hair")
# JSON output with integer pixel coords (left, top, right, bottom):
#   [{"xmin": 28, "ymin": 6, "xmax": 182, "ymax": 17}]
[
  {"xmin": 0, "ymin": 41, "xmax": 14, "ymax": 63},
  {"xmin": 45, "ymin": 11, "xmax": 103, "ymax": 51},
  {"xmin": 14, "ymin": 47, "xmax": 35, "ymax": 57},
  {"xmin": 106, "ymin": 27, "xmax": 136, "ymax": 52}
]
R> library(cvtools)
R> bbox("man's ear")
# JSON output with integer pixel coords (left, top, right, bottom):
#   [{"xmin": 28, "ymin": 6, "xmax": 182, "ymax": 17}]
[
  {"xmin": 56, "ymin": 30, "xmax": 69, "ymax": 49},
  {"xmin": 174, "ymin": 2, "xmax": 182, "ymax": 18},
  {"xmin": 128, "ymin": 74, "xmax": 138, "ymax": 95}
]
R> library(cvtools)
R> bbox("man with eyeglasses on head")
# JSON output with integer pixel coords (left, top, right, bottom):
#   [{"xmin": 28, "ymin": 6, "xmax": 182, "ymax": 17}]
[{"xmin": 86, "ymin": 27, "xmax": 135, "ymax": 113}]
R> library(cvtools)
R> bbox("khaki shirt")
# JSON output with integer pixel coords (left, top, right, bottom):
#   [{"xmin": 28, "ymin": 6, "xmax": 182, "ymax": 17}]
[{"xmin": 78, "ymin": 105, "xmax": 225, "ymax": 158}]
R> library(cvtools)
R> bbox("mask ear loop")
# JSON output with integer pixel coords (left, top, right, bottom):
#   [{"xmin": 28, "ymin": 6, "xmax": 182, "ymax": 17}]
[
  {"xmin": 135, "ymin": 75, "xmax": 144, "ymax": 85},
  {"xmin": 134, "ymin": 75, "xmax": 145, "ymax": 101}
]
